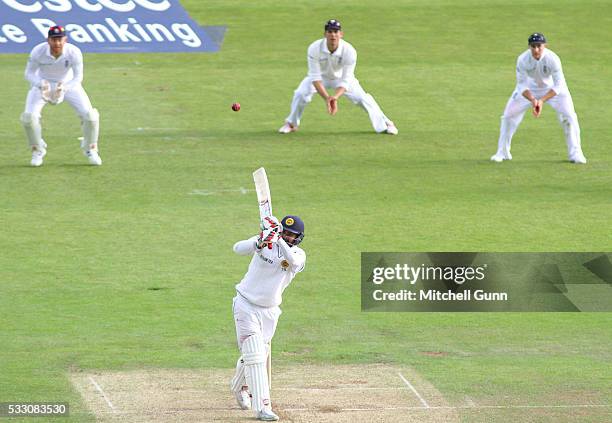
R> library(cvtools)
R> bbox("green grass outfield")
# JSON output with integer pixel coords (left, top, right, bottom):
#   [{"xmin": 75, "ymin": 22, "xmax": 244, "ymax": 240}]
[{"xmin": 1, "ymin": 0, "xmax": 611, "ymax": 421}]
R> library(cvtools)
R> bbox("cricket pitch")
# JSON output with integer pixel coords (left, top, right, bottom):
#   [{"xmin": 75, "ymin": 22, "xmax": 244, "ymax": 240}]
[
  {"xmin": 71, "ymin": 364, "xmax": 610, "ymax": 422},
  {"xmin": 71, "ymin": 364, "xmax": 455, "ymax": 422}
]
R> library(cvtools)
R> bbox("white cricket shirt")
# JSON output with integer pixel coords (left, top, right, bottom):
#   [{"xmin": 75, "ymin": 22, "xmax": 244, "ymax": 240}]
[
  {"xmin": 307, "ymin": 38, "xmax": 357, "ymax": 89},
  {"xmin": 515, "ymin": 48, "xmax": 568, "ymax": 96},
  {"xmin": 234, "ymin": 236, "xmax": 306, "ymax": 307},
  {"xmin": 25, "ymin": 42, "xmax": 84, "ymax": 89}
]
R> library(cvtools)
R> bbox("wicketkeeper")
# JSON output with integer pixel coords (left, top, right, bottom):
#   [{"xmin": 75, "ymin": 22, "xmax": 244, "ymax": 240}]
[
  {"xmin": 230, "ymin": 215, "xmax": 306, "ymax": 421},
  {"xmin": 21, "ymin": 25, "xmax": 101, "ymax": 167}
]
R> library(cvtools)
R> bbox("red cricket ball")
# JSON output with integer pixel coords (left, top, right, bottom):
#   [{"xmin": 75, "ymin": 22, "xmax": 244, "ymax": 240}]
[{"xmin": 232, "ymin": 102, "xmax": 241, "ymax": 112}]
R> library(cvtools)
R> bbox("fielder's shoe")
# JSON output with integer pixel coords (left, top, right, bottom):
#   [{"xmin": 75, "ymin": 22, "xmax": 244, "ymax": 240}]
[
  {"xmin": 256, "ymin": 407, "xmax": 279, "ymax": 421},
  {"xmin": 490, "ymin": 151, "xmax": 512, "ymax": 162},
  {"xmin": 30, "ymin": 146, "xmax": 47, "ymax": 167},
  {"xmin": 278, "ymin": 122, "xmax": 297, "ymax": 134},
  {"xmin": 233, "ymin": 388, "xmax": 251, "ymax": 410},
  {"xmin": 85, "ymin": 150, "xmax": 102, "ymax": 166},
  {"xmin": 570, "ymin": 153, "xmax": 587, "ymax": 164},
  {"xmin": 385, "ymin": 121, "xmax": 398, "ymax": 135}
]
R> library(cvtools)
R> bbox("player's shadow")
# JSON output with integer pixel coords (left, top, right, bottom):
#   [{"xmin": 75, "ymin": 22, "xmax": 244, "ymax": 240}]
[
  {"xmin": 294, "ymin": 130, "xmax": 376, "ymax": 136},
  {"xmin": 0, "ymin": 163, "xmax": 46, "ymax": 175},
  {"xmin": 0, "ymin": 163, "xmax": 98, "ymax": 175},
  {"xmin": 0, "ymin": 164, "xmax": 34, "ymax": 169},
  {"xmin": 240, "ymin": 129, "xmax": 376, "ymax": 138},
  {"xmin": 57, "ymin": 163, "xmax": 99, "ymax": 167},
  {"xmin": 423, "ymin": 159, "xmax": 573, "ymax": 166}
]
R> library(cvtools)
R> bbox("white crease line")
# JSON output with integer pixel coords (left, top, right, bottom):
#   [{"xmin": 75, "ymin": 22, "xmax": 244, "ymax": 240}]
[
  {"xmin": 461, "ymin": 404, "xmax": 611, "ymax": 410},
  {"xmin": 88, "ymin": 376, "xmax": 117, "ymax": 413},
  {"xmin": 189, "ymin": 188, "xmax": 252, "ymax": 196},
  {"xmin": 276, "ymin": 387, "xmax": 404, "ymax": 391},
  {"xmin": 283, "ymin": 404, "xmax": 611, "ymax": 412},
  {"xmin": 398, "ymin": 372, "xmax": 430, "ymax": 408},
  {"xmin": 465, "ymin": 396, "xmax": 477, "ymax": 407}
]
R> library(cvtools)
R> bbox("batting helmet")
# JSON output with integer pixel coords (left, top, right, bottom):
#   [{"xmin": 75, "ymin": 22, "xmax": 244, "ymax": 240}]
[
  {"xmin": 281, "ymin": 215, "xmax": 305, "ymax": 246},
  {"xmin": 528, "ymin": 33, "xmax": 546, "ymax": 45}
]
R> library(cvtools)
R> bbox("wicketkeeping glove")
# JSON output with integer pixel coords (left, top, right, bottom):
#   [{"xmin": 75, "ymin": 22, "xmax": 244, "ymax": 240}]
[
  {"xmin": 48, "ymin": 82, "xmax": 66, "ymax": 105},
  {"xmin": 39, "ymin": 80, "xmax": 52, "ymax": 102}
]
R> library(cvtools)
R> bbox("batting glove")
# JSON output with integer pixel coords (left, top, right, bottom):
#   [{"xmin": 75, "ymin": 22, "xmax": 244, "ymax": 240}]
[
  {"xmin": 260, "ymin": 216, "xmax": 282, "ymax": 232},
  {"xmin": 256, "ymin": 228, "xmax": 280, "ymax": 249}
]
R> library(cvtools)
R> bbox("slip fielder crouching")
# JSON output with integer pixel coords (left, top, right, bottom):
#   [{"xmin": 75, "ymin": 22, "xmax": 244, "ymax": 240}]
[
  {"xmin": 491, "ymin": 32, "xmax": 586, "ymax": 164},
  {"xmin": 279, "ymin": 19, "xmax": 397, "ymax": 135}
]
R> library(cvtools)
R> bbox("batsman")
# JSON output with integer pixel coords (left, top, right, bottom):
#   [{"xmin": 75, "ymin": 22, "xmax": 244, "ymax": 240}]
[{"xmin": 230, "ymin": 215, "xmax": 306, "ymax": 421}]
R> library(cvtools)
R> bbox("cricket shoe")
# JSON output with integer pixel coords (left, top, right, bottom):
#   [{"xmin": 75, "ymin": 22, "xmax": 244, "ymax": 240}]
[
  {"xmin": 490, "ymin": 151, "xmax": 512, "ymax": 162},
  {"xmin": 30, "ymin": 144, "xmax": 47, "ymax": 167},
  {"xmin": 233, "ymin": 388, "xmax": 251, "ymax": 410},
  {"xmin": 256, "ymin": 407, "xmax": 279, "ymax": 421},
  {"xmin": 385, "ymin": 121, "xmax": 398, "ymax": 135},
  {"xmin": 570, "ymin": 153, "xmax": 587, "ymax": 164},
  {"xmin": 85, "ymin": 150, "xmax": 102, "ymax": 166},
  {"xmin": 278, "ymin": 122, "xmax": 297, "ymax": 134}
]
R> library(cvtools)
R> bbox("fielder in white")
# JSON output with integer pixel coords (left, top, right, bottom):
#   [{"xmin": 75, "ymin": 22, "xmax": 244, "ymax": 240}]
[
  {"xmin": 230, "ymin": 215, "xmax": 306, "ymax": 421},
  {"xmin": 491, "ymin": 33, "xmax": 586, "ymax": 164},
  {"xmin": 279, "ymin": 19, "xmax": 398, "ymax": 135},
  {"xmin": 22, "ymin": 25, "xmax": 101, "ymax": 167}
]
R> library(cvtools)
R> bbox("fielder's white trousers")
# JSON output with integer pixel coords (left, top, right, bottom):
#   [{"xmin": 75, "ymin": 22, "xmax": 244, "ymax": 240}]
[
  {"xmin": 495, "ymin": 88, "xmax": 584, "ymax": 159},
  {"xmin": 233, "ymin": 294, "xmax": 281, "ymax": 348},
  {"xmin": 285, "ymin": 77, "xmax": 391, "ymax": 132},
  {"xmin": 23, "ymin": 84, "xmax": 94, "ymax": 149}
]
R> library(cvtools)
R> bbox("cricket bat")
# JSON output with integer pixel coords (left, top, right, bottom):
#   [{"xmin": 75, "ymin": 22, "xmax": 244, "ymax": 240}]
[
  {"xmin": 253, "ymin": 167, "xmax": 272, "ymax": 219},
  {"xmin": 252, "ymin": 167, "xmax": 273, "ymax": 389}
]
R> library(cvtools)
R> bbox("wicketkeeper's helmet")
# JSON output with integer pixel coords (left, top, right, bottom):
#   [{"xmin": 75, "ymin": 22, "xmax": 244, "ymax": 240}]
[
  {"xmin": 528, "ymin": 32, "xmax": 546, "ymax": 45},
  {"xmin": 48, "ymin": 26, "xmax": 66, "ymax": 38},
  {"xmin": 281, "ymin": 215, "xmax": 305, "ymax": 246}
]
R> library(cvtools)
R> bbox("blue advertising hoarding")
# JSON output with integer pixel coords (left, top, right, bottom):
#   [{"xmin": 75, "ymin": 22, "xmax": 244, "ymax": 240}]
[{"xmin": 0, "ymin": 0, "xmax": 225, "ymax": 53}]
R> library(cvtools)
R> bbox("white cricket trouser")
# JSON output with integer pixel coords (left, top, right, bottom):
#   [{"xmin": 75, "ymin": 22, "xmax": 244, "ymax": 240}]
[
  {"xmin": 233, "ymin": 294, "xmax": 281, "ymax": 347},
  {"xmin": 231, "ymin": 294, "xmax": 280, "ymax": 395},
  {"xmin": 495, "ymin": 88, "xmax": 583, "ymax": 159},
  {"xmin": 285, "ymin": 77, "xmax": 391, "ymax": 132},
  {"xmin": 23, "ymin": 84, "xmax": 94, "ymax": 149}
]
